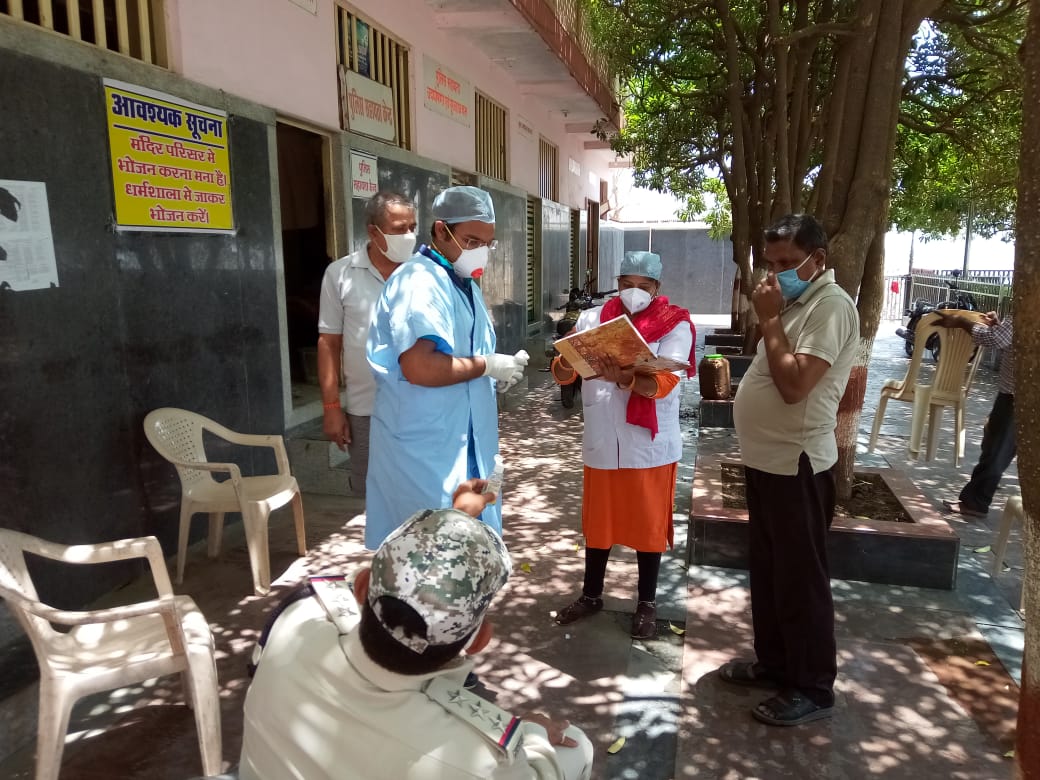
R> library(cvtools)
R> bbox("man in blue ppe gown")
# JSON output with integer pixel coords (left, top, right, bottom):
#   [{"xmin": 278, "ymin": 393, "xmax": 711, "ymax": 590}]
[{"xmin": 365, "ymin": 186, "xmax": 529, "ymax": 550}]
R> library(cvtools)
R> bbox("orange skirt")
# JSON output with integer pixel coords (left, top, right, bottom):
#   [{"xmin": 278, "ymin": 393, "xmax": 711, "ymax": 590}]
[{"xmin": 582, "ymin": 463, "xmax": 678, "ymax": 552}]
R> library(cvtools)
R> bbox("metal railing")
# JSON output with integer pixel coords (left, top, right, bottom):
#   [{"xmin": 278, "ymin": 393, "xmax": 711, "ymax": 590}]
[{"xmin": 883, "ymin": 272, "xmax": 1014, "ymax": 321}]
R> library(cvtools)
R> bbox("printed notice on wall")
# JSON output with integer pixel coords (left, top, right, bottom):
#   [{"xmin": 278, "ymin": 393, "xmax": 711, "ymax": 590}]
[
  {"xmin": 350, "ymin": 151, "xmax": 379, "ymax": 199},
  {"xmin": 0, "ymin": 180, "xmax": 59, "ymax": 291},
  {"xmin": 423, "ymin": 55, "xmax": 472, "ymax": 128},
  {"xmin": 339, "ymin": 67, "xmax": 397, "ymax": 143},
  {"xmin": 103, "ymin": 78, "xmax": 235, "ymax": 233}
]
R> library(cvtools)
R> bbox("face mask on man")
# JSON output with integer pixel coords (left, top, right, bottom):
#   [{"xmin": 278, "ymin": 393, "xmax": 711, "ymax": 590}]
[
  {"xmin": 620, "ymin": 287, "xmax": 653, "ymax": 314},
  {"xmin": 775, "ymin": 252, "xmax": 819, "ymax": 299},
  {"xmin": 452, "ymin": 246, "xmax": 490, "ymax": 279},
  {"xmin": 446, "ymin": 227, "xmax": 491, "ymax": 279},
  {"xmin": 377, "ymin": 228, "xmax": 416, "ymax": 264}
]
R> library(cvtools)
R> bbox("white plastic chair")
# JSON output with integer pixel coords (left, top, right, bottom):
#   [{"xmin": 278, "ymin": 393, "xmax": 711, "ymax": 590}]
[
  {"xmin": 0, "ymin": 531, "xmax": 222, "ymax": 780},
  {"xmin": 143, "ymin": 408, "xmax": 306, "ymax": 596},
  {"xmin": 992, "ymin": 495, "xmax": 1024, "ymax": 577},
  {"xmin": 909, "ymin": 314, "xmax": 985, "ymax": 465},
  {"xmin": 991, "ymin": 495, "xmax": 1026, "ymax": 612},
  {"xmin": 867, "ymin": 312, "xmax": 939, "ymax": 453}
]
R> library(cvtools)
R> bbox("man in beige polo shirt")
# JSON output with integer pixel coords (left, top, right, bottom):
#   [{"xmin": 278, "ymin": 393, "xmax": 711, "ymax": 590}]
[{"xmin": 721, "ymin": 214, "xmax": 858, "ymax": 727}]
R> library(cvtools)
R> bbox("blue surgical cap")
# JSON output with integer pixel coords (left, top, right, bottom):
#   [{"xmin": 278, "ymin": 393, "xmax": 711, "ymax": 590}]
[
  {"xmin": 432, "ymin": 186, "xmax": 496, "ymax": 224},
  {"xmin": 620, "ymin": 251, "xmax": 662, "ymax": 281}
]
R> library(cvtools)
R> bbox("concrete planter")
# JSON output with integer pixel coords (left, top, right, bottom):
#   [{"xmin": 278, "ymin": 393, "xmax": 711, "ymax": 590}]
[
  {"xmin": 689, "ymin": 449, "xmax": 960, "ymax": 590},
  {"xmin": 703, "ymin": 332, "xmax": 745, "ymax": 348}
]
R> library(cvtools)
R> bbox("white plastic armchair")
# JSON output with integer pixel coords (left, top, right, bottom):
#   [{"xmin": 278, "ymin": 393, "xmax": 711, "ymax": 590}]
[
  {"xmin": 143, "ymin": 408, "xmax": 306, "ymax": 596},
  {"xmin": 908, "ymin": 313, "xmax": 986, "ymax": 465},
  {"xmin": 0, "ymin": 531, "xmax": 222, "ymax": 780},
  {"xmin": 867, "ymin": 312, "xmax": 938, "ymax": 454}
]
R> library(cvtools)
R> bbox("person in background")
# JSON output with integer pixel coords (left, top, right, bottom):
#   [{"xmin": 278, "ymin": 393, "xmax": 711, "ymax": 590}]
[
  {"xmin": 365, "ymin": 185, "xmax": 528, "ymax": 550},
  {"xmin": 939, "ymin": 311, "xmax": 1016, "ymax": 518},
  {"xmin": 239, "ymin": 480, "xmax": 594, "ymax": 780},
  {"xmin": 317, "ymin": 191, "xmax": 417, "ymax": 497},
  {"xmin": 551, "ymin": 251, "xmax": 695, "ymax": 639},
  {"xmin": 720, "ymin": 214, "xmax": 858, "ymax": 727}
]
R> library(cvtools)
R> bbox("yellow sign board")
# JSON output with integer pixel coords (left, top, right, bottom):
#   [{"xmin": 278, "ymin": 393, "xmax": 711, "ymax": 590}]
[{"xmin": 104, "ymin": 79, "xmax": 234, "ymax": 233}]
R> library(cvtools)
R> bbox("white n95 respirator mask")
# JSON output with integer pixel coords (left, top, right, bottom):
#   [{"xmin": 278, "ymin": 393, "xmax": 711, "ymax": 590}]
[
  {"xmin": 453, "ymin": 245, "xmax": 490, "ymax": 279},
  {"xmin": 620, "ymin": 287, "xmax": 653, "ymax": 314}
]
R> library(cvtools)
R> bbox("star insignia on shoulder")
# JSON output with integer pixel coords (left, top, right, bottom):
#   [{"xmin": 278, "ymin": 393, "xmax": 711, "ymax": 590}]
[
  {"xmin": 489, "ymin": 713, "xmax": 506, "ymax": 730},
  {"xmin": 469, "ymin": 701, "xmax": 485, "ymax": 719},
  {"xmin": 446, "ymin": 688, "xmax": 464, "ymax": 705}
]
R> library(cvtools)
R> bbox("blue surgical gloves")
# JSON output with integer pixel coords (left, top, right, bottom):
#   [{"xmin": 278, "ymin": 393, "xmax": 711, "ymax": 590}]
[{"xmin": 482, "ymin": 350, "xmax": 530, "ymax": 393}]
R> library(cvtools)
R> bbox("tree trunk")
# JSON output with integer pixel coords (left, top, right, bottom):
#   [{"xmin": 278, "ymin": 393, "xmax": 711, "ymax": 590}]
[
  {"xmin": 821, "ymin": 0, "xmax": 933, "ymax": 499},
  {"xmin": 834, "ymin": 230, "xmax": 885, "ymax": 498},
  {"xmin": 1015, "ymin": 2, "xmax": 1040, "ymax": 775}
]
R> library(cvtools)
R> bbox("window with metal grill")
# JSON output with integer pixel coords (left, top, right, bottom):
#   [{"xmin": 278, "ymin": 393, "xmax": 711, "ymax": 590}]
[
  {"xmin": 538, "ymin": 137, "xmax": 559, "ymax": 202},
  {"xmin": 2, "ymin": 0, "xmax": 166, "ymax": 65},
  {"xmin": 475, "ymin": 92, "xmax": 507, "ymax": 182},
  {"xmin": 526, "ymin": 196, "xmax": 542, "ymax": 326},
  {"xmin": 336, "ymin": 4, "xmax": 411, "ymax": 150}
]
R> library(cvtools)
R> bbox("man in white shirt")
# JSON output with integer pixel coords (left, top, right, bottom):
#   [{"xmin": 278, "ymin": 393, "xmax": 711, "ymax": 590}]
[
  {"xmin": 239, "ymin": 480, "xmax": 594, "ymax": 780},
  {"xmin": 317, "ymin": 191, "xmax": 417, "ymax": 497}
]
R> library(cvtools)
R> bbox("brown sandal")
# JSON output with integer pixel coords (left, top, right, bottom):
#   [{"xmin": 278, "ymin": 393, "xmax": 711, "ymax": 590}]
[
  {"xmin": 555, "ymin": 595, "xmax": 604, "ymax": 625},
  {"xmin": 631, "ymin": 601, "xmax": 657, "ymax": 639}
]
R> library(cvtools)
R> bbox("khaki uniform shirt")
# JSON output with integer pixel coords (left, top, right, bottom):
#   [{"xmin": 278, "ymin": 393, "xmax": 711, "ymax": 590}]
[{"xmin": 733, "ymin": 269, "xmax": 859, "ymax": 475}]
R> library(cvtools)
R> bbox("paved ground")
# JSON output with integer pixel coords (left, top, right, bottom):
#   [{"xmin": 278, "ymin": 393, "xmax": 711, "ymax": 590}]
[{"xmin": 0, "ymin": 317, "xmax": 1023, "ymax": 779}]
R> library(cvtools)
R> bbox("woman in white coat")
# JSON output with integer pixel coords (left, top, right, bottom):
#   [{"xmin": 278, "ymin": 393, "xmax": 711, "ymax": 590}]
[{"xmin": 550, "ymin": 251, "xmax": 695, "ymax": 638}]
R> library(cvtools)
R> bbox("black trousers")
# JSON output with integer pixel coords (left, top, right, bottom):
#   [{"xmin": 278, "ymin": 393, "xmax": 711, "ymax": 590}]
[
  {"xmin": 583, "ymin": 547, "xmax": 661, "ymax": 603},
  {"xmin": 746, "ymin": 452, "xmax": 837, "ymax": 706},
  {"xmin": 959, "ymin": 392, "xmax": 1016, "ymax": 512}
]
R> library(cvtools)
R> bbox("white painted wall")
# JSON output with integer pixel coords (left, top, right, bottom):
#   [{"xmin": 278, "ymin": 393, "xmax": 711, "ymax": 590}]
[{"xmin": 163, "ymin": 0, "xmax": 615, "ymax": 209}]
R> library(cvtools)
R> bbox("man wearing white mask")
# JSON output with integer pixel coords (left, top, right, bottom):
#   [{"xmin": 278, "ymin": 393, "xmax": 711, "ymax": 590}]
[
  {"xmin": 365, "ymin": 185, "xmax": 528, "ymax": 550},
  {"xmin": 318, "ymin": 191, "xmax": 417, "ymax": 498}
]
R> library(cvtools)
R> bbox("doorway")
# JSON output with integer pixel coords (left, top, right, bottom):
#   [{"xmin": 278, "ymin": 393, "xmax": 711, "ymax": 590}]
[
  {"xmin": 586, "ymin": 199, "xmax": 600, "ymax": 292},
  {"xmin": 276, "ymin": 122, "xmax": 332, "ymax": 408}
]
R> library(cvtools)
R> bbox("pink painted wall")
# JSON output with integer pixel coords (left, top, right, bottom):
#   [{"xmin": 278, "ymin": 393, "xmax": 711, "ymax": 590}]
[
  {"xmin": 163, "ymin": 0, "xmax": 614, "ymax": 208},
  {"xmin": 164, "ymin": 0, "xmax": 341, "ymax": 130},
  {"xmin": 332, "ymin": 0, "xmax": 615, "ymax": 210}
]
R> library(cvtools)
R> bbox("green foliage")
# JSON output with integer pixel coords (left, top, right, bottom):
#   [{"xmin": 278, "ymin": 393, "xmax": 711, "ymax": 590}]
[
  {"xmin": 676, "ymin": 179, "xmax": 732, "ymax": 239},
  {"xmin": 587, "ymin": 0, "xmax": 742, "ymax": 219},
  {"xmin": 892, "ymin": 12, "xmax": 1025, "ymax": 239},
  {"xmin": 586, "ymin": 0, "xmax": 1025, "ymax": 240}
]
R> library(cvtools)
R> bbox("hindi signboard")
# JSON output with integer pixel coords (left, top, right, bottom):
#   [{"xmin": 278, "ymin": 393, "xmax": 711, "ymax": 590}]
[
  {"xmin": 423, "ymin": 55, "xmax": 472, "ymax": 127},
  {"xmin": 350, "ymin": 151, "xmax": 379, "ymax": 199},
  {"xmin": 340, "ymin": 68, "xmax": 396, "ymax": 143},
  {"xmin": 104, "ymin": 79, "xmax": 234, "ymax": 233}
]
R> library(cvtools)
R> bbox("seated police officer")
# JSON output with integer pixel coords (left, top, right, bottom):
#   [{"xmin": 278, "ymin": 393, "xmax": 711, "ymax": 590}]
[{"xmin": 239, "ymin": 479, "xmax": 594, "ymax": 780}]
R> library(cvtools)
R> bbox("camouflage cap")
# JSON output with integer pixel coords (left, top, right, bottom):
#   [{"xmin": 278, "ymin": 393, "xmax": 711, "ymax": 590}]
[{"xmin": 368, "ymin": 509, "xmax": 512, "ymax": 653}]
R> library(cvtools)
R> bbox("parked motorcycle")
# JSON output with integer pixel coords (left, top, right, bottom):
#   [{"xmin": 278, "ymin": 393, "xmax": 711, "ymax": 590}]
[
  {"xmin": 896, "ymin": 270, "xmax": 977, "ymax": 361},
  {"xmin": 549, "ymin": 285, "xmax": 616, "ymax": 408}
]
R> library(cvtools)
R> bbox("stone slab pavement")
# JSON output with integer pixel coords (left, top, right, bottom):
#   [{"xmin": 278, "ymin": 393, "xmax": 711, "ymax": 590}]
[{"xmin": 0, "ymin": 316, "xmax": 1022, "ymax": 779}]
